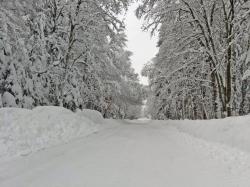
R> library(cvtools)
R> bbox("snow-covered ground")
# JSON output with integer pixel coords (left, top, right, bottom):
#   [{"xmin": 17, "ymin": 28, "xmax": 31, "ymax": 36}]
[
  {"xmin": 0, "ymin": 107, "xmax": 106, "ymax": 162},
  {"xmin": 171, "ymin": 115, "xmax": 250, "ymax": 153},
  {"xmin": 1, "ymin": 107, "xmax": 250, "ymax": 186}
]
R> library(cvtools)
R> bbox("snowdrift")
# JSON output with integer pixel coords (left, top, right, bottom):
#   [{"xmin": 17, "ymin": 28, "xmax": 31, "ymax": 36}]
[
  {"xmin": 77, "ymin": 109, "xmax": 104, "ymax": 124},
  {"xmin": 172, "ymin": 115, "xmax": 250, "ymax": 153},
  {"xmin": 0, "ymin": 106, "xmax": 105, "ymax": 162}
]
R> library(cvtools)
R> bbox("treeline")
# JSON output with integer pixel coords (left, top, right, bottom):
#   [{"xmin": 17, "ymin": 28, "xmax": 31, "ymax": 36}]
[
  {"xmin": 139, "ymin": 0, "xmax": 250, "ymax": 119},
  {"xmin": 0, "ymin": 0, "xmax": 144, "ymax": 119}
]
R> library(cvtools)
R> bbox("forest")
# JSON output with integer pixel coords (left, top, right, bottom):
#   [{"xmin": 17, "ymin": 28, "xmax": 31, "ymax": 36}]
[
  {"xmin": 140, "ymin": 0, "xmax": 250, "ymax": 119},
  {"xmin": 0, "ymin": 0, "xmax": 144, "ymax": 119},
  {"xmin": 0, "ymin": 0, "xmax": 250, "ymax": 120}
]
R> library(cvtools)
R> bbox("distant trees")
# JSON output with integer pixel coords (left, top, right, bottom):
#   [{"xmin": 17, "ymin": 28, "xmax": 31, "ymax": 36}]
[
  {"xmin": 0, "ymin": 0, "xmax": 144, "ymax": 119},
  {"xmin": 138, "ymin": 0, "xmax": 250, "ymax": 119}
]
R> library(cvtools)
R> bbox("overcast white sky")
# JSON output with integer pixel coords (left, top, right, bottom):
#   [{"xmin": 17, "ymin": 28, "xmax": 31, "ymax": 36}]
[{"xmin": 124, "ymin": 3, "xmax": 158, "ymax": 85}]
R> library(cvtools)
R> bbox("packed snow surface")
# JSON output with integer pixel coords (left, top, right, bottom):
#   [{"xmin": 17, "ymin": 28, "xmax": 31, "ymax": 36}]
[{"xmin": 0, "ymin": 108, "xmax": 250, "ymax": 186}]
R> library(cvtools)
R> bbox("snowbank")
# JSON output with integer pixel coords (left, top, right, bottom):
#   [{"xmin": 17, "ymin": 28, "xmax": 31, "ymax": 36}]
[
  {"xmin": 0, "ymin": 106, "xmax": 105, "ymax": 162},
  {"xmin": 171, "ymin": 115, "xmax": 250, "ymax": 153},
  {"xmin": 77, "ymin": 109, "xmax": 104, "ymax": 124}
]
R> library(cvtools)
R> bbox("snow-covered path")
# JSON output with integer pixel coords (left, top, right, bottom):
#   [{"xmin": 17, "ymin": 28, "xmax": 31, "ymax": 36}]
[{"xmin": 1, "ymin": 120, "xmax": 250, "ymax": 187}]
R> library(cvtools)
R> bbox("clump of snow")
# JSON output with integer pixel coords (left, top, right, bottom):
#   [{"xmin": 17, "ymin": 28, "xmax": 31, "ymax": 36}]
[
  {"xmin": 171, "ymin": 115, "xmax": 250, "ymax": 153},
  {"xmin": 0, "ymin": 106, "xmax": 105, "ymax": 162},
  {"xmin": 77, "ymin": 109, "xmax": 104, "ymax": 124},
  {"xmin": 2, "ymin": 92, "xmax": 17, "ymax": 107},
  {"xmin": 243, "ymin": 69, "xmax": 250, "ymax": 80}
]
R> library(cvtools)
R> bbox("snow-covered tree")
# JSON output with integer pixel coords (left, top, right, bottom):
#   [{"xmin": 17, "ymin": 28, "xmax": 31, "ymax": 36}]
[
  {"xmin": 0, "ymin": 0, "xmax": 144, "ymax": 119},
  {"xmin": 0, "ymin": 0, "xmax": 33, "ymax": 108},
  {"xmin": 138, "ymin": 0, "xmax": 250, "ymax": 119}
]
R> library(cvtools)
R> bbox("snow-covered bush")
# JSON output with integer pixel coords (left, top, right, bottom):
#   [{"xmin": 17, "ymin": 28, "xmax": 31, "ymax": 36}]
[
  {"xmin": 1, "ymin": 92, "xmax": 17, "ymax": 107},
  {"xmin": 77, "ymin": 109, "xmax": 104, "ymax": 124},
  {"xmin": 0, "ymin": 95, "xmax": 2, "ymax": 107}
]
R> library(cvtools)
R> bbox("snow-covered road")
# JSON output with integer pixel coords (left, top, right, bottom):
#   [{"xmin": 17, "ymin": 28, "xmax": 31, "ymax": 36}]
[{"xmin": 1, "ymin": 120, "xmax": 250, "ymax": 187}]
